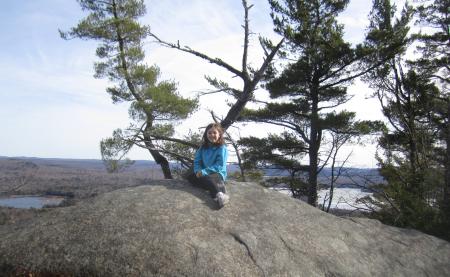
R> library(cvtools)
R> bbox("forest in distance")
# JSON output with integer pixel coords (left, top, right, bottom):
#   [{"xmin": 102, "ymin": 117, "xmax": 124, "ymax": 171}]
[
  {"xmin": 0, "ymin": 156, "xmax": 380, "ymax": 225},
  {"xmin": 0, "ymin": 157, "xmax": 160, "ymax": 226},
  {"xmin": 0, "ymin": 156, "xmax": 381, "ymax": 179},
  {"xmin": 0, "ymin": 156, "xmax": 382, "ymax": 199}
]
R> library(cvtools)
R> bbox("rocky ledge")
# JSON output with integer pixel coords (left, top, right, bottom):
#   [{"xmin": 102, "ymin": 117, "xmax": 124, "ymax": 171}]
[{"xmin": 0, "ymin": 180, "xmax": 449, "ymax": 276}]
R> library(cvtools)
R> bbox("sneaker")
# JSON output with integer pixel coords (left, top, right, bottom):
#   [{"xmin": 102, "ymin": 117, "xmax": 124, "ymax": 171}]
[{"xmin": 216, "ymin": 192, "xmax": 230, "ymax": 208}]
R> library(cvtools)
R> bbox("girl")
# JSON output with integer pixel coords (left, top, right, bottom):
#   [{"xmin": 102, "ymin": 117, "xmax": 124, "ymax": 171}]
[{"xmin": 187, "ymin": 123, "xmax": 229, "ymax": 208}]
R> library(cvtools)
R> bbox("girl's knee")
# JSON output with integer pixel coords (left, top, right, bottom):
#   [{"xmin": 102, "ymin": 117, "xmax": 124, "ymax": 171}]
[
  {"xmin": 209, "ymin": 174, "xmax": 227, "ymax": 193},
  {"xmin": 209, "ymin": 173, "xmax": 224, "ymax": 182}
]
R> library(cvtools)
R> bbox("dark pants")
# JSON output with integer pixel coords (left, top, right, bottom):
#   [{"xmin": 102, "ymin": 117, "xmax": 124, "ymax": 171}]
[{"xmin": 186, "ymin": 172, "xmax": 227, "ymax": 198}]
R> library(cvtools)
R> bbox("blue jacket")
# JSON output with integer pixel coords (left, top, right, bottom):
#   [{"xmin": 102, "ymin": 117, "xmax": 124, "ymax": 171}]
[{"xmin": 194, "ymin": 144, "xmax": 228, "ymax": 181}]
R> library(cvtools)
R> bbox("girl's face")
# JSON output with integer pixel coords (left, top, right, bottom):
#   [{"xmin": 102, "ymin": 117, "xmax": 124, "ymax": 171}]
[{"xmin": 207, "ymin": 127, "xmax": 220, "ymax": 144}]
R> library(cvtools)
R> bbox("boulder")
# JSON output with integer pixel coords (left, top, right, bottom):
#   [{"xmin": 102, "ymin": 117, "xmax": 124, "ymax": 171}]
[{"xmin": 0, "ymin": 180, "xmax": 449, "ymax": 276}]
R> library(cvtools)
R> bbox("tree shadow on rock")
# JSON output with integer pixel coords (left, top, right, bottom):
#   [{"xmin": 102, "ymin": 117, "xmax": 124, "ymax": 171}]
[{"xmin": 151, "ymin": 179, "xmax": 220, "ymax": 210}]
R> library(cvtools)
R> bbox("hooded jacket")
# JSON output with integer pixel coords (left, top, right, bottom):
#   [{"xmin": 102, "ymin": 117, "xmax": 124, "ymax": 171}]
[{"xmin": 194, "ymin": 144, "xmax": 228, "ymax": 181}]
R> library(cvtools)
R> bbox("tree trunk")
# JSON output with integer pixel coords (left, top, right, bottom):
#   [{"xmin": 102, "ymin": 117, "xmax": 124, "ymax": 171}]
[
  {"xmin": 221, "ymin": 94, "xmax": 251, "ymax": 131},
  {"xmin": 308, "ymin": 143, "xmax": 318, "ymax": 206},
  {"xmin": 308, "ymin": 88, "xmax": 320, "ymax": 207},
  {"xmin": 143, "ymin": 125, "xmax": 172, "ymax": 179},
  {"xmin": 444, "ymin": 100, "xmax": 450, "ymax": 214},
  {"xmin": 148, "ymin": 147, "xmax": 173, "ymax": 179},
  {"xmin": 408, "ymin": 117, "xmax": 420, "ymax": 194},
  {"xmin": 145, "ymin": 141, "xmax": 173, "ymax": 179},
  {"xmin": 326, "ymin": 157, "xmax": 337, "ymax": 213}
]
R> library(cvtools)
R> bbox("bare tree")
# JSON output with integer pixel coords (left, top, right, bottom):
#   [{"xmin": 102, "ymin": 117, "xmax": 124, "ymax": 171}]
[
  {"xmin": 321, "ymin": 132, "xmax": 353, "ymax": 213},
  {"xmin": 149, "ymin": 0, "xmax": 284, "ymax": 133}
]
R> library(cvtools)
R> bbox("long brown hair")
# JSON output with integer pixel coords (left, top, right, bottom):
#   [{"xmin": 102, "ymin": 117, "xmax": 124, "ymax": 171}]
[{"xmin": 201, "ymin": 123, "xmax": 225, "ymax": 148}]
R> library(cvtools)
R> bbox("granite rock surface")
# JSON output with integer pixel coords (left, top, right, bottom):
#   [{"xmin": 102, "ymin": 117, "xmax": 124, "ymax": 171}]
[{"xmin": 0, "ymin": 180, "xmax": 449, "ymax": 276}]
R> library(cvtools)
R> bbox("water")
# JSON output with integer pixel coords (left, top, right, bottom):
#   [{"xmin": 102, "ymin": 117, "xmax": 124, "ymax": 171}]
[
  {"xmin": 270, "ymin": 185, "xmax": 377, "ymax": 211},
  {"xmin": 0, "ymin": 196, "xmax": 65, "ymax": 209},
  {"xmin": 318, "ymin": 188, "xmax": 376, "ymax": 211}
]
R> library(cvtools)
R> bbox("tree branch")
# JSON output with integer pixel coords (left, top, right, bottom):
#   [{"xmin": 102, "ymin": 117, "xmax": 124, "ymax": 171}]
[{"xmin": 149, "ymin": 33, "xmax": 244, "ymax": 79}]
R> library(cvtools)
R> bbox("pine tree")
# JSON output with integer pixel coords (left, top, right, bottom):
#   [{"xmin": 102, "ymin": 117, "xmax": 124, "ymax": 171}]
[
  {"xmin": 239, "ymin": 132, "xmax": 309, "ymax": 197},
  {"xmin": 100, "ymin": 129, "xmax": 134, "ymax": 173},
  {"xmin": 363, "ymin": 0, "xmax": 450, "ymax": 239},
  {"xmin": 413, "ymin": 0, "xmax": 450, "ymax": 226},
  {"xmin": 60, "ymin": 0, "xmax": 198, "ymax": 178},
  {"xmin": 368, "ymin": 67, "xmax": 441, "ymax": 231},
  {"xmin": 240, "ymin": 0, "xmax": 404, "ymax": 206}
]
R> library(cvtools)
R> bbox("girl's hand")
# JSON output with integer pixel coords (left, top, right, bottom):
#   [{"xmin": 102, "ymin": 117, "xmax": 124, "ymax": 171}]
[{"xmin": 196, "ymin": 171, "xmax": 202, "ymax": 178}]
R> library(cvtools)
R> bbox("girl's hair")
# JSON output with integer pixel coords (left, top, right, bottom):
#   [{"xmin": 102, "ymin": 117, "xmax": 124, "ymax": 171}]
[{"xmin": 201, "ymin": 123, "xmax": 225, "ymax": 148}]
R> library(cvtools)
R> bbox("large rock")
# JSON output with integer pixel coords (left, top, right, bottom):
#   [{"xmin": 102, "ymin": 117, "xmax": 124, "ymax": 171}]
[{"xmin": 0, "ymin": 180, "xmax": 449, "ymax": 276}]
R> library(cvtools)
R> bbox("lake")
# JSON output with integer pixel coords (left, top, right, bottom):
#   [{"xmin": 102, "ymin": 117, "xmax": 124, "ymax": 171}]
[
  {"xmin": 0, "ymin": 195, "xmax": 65, "ymax": 209},
  {"xmin": 270, "ymin": 185, "xmax": 377, "ymax": 211}
]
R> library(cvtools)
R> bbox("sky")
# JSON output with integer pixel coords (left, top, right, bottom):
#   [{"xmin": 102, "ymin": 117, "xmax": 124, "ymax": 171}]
[{"xmin": 0, "ymin": 0, "xmax": 407, "ymax": 167}]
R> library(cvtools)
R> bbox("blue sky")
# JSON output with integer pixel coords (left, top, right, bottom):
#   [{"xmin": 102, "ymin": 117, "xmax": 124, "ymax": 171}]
[{"xmin": 0, "ymin": 0, "xmax": 406, "ymax": 167}]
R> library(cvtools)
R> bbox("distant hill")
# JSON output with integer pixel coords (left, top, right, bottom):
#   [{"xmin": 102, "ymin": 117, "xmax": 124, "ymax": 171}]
[
  {"xmin": 0, "ymin": 156, "xmax": 382, "ymax": 187},
  {"xmin": 0, "ymin": 156, "xmax": 158, "ymax": 172},
  {"xmin": 256, "ymin": 166, "xmax": 380, "ymax": 177},
  {"xmin": 237, "ymin": 165, "xmax": 383, "ymax": 188}
]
